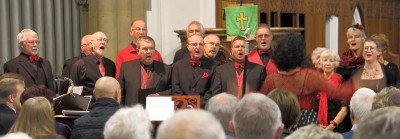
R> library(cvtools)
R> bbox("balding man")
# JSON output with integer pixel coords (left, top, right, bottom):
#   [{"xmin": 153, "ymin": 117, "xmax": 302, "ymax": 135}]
[
  {"xmin": 203, "ymin": 34, "xmax": 228, "ymax": 65},
  {"xmin": 342, "ymin": 88, "xmax": 376, "ymax": 139},
  {"xmin": 70, "ymin": 32, "xmax": 116, "ymax": 98},
  {"xmin": 157, "ymin": 109, "xmax": 225, "ymax": 139},
  {"xmin": 206, "ymin": 93, "xmax": 238, "ymax": 139},
  {"xmin": 4, "ymin": 29, "xmax": 55, "ymax": 91},
  {"xmin": 173, "ymin": 21, "xmax": 205, "ymax": 63},
  {"xmin": 60, "ymin": 35, "xmax": 93, "ymax": 94},
  {"xmin": 115, "ymin": 20, "xmax": 163, "ymax": 78},
  {"xmin": 233, "ymin": 93, "xmax": 283, "ymax": 139},
  {"xmin": 172, "ymin": 34, "xmax": 217, "ymax": 106},
  {"xmin": 247, "ymin": 24, "xmax": 277, "ymax": 75},
  {"xmin": 71, "ymin": 77, "xmax": 121, "ymax": 139}
]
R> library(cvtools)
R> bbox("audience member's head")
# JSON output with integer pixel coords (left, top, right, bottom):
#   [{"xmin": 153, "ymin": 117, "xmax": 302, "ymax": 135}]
[
  {"xmin": 10, "ymin": 97, "xmax": 57, "ymax": 139},
  {"xmin": 0, "ymin": 78, "xmax": 25, "ymax": 112},
  {"xmin": 93, "ymin": 77, "xmax": 121, "ymax": 103},
  {"xmin": 206, "ymin": 93, "xmax": 238, "ymax": 136},
  {"xmin": 137, "ymin": 36, "xmax": 156, "ymax": 65},
  {"xmin": 271, "ymin": 34, "xmax": 307, "ymax": 72},
  {"xmin": 233, "ymin": 93, "xmax": 283, "ymax": 139},
  {"xmin": 104, "ymin": 105, "xmax": 152, "ymax": 139},
  {"xmin": 350, "ymin": 88, "xmax": 376, "ymax": 124},
  {"xmin": 187, "ymin": 34, "xmax": 204, "ymax": 60},
  {"xmin": 268, "ymin": 88, "xmax": 301, "ymax": 130},
  {"xmin": 372, "ymin": 87, "xmax": 400, "ymax": 110},
  {"xmin": 353, "ymin": 107, "xmax": 400, "ymax": 139},
  {"xmin": 203, "ymin": 34, "xmax": 221, "ymax": 59},
  {"xmin": 186, "ymin": 21, "xmax": 204, "ymax": 37},
  {"xmin": 20, "ymin": 85, "xmax": 55, "ymax": 104},
  {"xmin": 0, "ymin": 73, "xmax": 25, "ymax": 82},
  {"xmin": 157, "ymin": 109, "xmax": 225, "ymax": 139},
  {"xmin": 17, "ymin": 29, "xmax": 40, "ymax": 55},
  {"xmin": 286, "ymin": 124, "xmax": 343, "ymax": 139},
  {"xmin": 130, "ymin": 19, "xmax": 147, "ymax": 44},
  {"xmin": 80, "ymin": 35, "xmax": 93, "ymax": 56},
  {"xmin": 255, "ymin": 24, "xmax": 273, "ymax": 51}
]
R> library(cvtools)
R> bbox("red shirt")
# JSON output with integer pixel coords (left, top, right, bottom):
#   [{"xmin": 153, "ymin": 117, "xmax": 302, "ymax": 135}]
[{"xmin": 115, "ymin": 43, "xmax": 163, "ymax": 78}]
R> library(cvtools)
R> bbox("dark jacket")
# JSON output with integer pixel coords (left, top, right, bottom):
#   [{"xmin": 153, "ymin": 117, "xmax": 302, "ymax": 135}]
[
  {"xmin": 3, "ymin": 53, "xmax": 55, "ymax": 91},
  {"xmin": 71, "ymin": 98, "xmax": 120, "ymax": 139},
  {"xmin": 0, "ymin": 104, "xmax": 17, "ymax": 135},
  {"xmin": 119, "ymin": 60, "xmax": 172, "ymax": 106}
]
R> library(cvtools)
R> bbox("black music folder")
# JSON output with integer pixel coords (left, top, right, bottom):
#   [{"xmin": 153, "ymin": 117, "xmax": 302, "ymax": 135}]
[
  {"xmin": 53, "ymin": 93, "xmax": 92, "ymax": 115},
  {"xmin": 138, "ymin": 88, "xmax": 156, "ymax": 107}
]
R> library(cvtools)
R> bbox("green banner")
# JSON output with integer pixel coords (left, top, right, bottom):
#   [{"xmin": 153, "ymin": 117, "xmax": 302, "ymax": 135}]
[{"xmin": 225, "ymin": 5, "xmax": 258, "ymax": 40}]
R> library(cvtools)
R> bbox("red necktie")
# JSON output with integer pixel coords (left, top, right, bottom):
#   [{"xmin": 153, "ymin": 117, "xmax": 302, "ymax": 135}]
[
  {"xmin": 258, "ymin": 49, "xmax": 269, "ymax": 55},
  {"xmin": 234, "ymin": 62, "xmax": 244, "ymax": 69},
  {"xmin": 28, "ymin": 55, "xmax": 40, "ymax": 62},
  {"xmin": 190, "ymin": 60, "xmax": 201, "ymax": 67},
  {"xmin": 98, "ymin": 58, "xmax": 105, "ymax": 76}
]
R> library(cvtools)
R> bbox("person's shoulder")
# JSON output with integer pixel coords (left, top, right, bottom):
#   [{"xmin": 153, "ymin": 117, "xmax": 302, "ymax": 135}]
[
  {"xmin": 103, "ymin": 57, "xmax": 115, "ymax": 64},
  {"xmin": 117, "ymin": 43, "xmax": 133, "ymax": 54},
  {"xmin": 174, "ymin": 57, "xmax": 190, "ymax": 66}
]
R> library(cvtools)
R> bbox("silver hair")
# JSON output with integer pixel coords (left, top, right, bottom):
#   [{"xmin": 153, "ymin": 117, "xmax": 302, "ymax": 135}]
[
  {"xmin": 206, "ymin": 93, "xmax": 238, "ymax": 134},
  {"xmin": 311, "ymin": 47, "xmax": 328, "ymax": 63},
  {"xmin": 346, "ymin": 27, "xmax": 366, "ymax": 40},
  {"xmin": 350, "ymin": 88, "xmax": 376, "ymax": 123},
  {"xmin": 103, "ymin": 105, "xmax": 152, "ymax": 139},
  {"xmin": 286, "ymin": 124, "xmax": 343, "ymax": 139},
  {"xmin": 372, "ymin": 87, "xmax": 400, "ymax": 110},
  {"xmin": 204, "ymin": 34, "xmax": 220, "ymax": 43},
  {"xmin": 157, "ymin": 109, "xmax": 225, "ymax": 139},
  {"xmin": 16, "ymin": 29, "xmax": 37, "ymax": 44},
  {"xmin": 319, "ymin": 49, "xmax": 341, "ymax": 68},
  {"xmin": 353, "ymin": 107, "xmax": 400, "ymax": 139},
  {"xmin": 80, "ymin": 35, "xmax": 92, "ymax": 45},
  {"xmin": 233, "ymin": 93, "xmax": 282, "ymax": 139},
  {"xmin": 186, "ymin": 20, "xmax": 205, "ymax": 35}
]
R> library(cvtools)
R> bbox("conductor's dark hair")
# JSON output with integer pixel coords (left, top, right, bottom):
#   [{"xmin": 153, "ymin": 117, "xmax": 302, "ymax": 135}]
[{"xmin": 271, "ymin": 34, "xmax": 307, "ymax": 71}]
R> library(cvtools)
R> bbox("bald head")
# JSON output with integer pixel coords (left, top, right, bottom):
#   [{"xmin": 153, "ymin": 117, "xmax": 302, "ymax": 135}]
[
  {"xmin": 81, "ymin": 35, "xmax": 93, "ymax": 56},
  {"xmin": 93, "ymin": 77, "xmax": 121, "ymax": 103}
]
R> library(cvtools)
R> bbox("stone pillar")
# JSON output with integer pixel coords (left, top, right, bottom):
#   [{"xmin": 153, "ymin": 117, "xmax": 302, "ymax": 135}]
[{"xmin": 87, "ymin": 0, "xmax": 148, "ymax": 61}]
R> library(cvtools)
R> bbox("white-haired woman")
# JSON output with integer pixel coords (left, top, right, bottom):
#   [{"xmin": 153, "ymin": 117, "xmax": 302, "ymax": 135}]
[{"xmin": 317, "ymin": 49, "xmax": 348, "ymax": 132}]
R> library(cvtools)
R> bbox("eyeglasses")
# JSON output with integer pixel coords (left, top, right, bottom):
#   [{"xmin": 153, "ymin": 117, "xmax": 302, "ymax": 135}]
[
  {"xmin": 25, "ymin": 40, "xmax": 40, "ymax": 45},
  {"xmin": 205, "ymin": 42, "xmax": 221, "ymax": 46},
  {"xmin": 189, "ymin": 42, "xmax": 204, "ymax": 47},
  {"xmin": 132, "ymin": 28, "xmax": 147, "ymax": 32},
  {"xmin": 97, "ymin": 38, "xmax": 108, "ymax": 43}
]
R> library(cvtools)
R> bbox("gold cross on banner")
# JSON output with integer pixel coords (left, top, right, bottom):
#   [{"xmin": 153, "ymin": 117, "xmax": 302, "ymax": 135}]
[{"xmin": 236, "ymin": 12, "xmax": 248, "ymax": 30}]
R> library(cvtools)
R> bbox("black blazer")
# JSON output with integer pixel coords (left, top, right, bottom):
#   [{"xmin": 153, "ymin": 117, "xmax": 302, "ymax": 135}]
[
  {"xmin": 59, "ymin": 54, "xmax": 85, "ymax": 94},
  {"xmin": 173, "ymin": 47, "xmax": 190, "ymax": 64},
  {"xmin": 172, "ymin": 57, "xmax": 217, "ymax": 97},
  {"xmin": 3, "ymin": 53, "xmax": 55, "ymax": 91},
  {"xmin": 0, "ymin": 104, "xmax": 17, "ymax": 135},
  {"xmin": 119, "ymin": 60, "xmax": 172, "ymax": 106},
  {"xmin": 208, "ymin": 61, "xmax": 266, "ymax": 97},
  {"xmin": 70, "ymin": 55, "xmax": 116, "ymax": 96}
]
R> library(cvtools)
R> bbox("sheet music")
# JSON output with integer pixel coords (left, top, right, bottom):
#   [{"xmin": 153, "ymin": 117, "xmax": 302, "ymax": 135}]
[
  {"xmin": 72, "ymin": 86, "xmax": 83, "ymax": 95},
  {"xmin": 145, "ymin": 96, "xmax": 174, "ymax": 121}
]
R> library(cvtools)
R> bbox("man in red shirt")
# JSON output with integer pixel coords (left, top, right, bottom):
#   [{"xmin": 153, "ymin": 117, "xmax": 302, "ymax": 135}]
[{"xmin": 115, "ymin": 20, "xmax": 163, "ymax": 78}]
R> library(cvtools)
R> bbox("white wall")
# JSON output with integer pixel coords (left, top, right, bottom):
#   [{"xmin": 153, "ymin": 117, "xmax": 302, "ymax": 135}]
[
  {"xmin": 147, "ymin": 0, "xmax": 216, "ymax": 64},
  {"xmin": 325, "ymin": 15, "xmax": 339, "ymax": 54}
]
